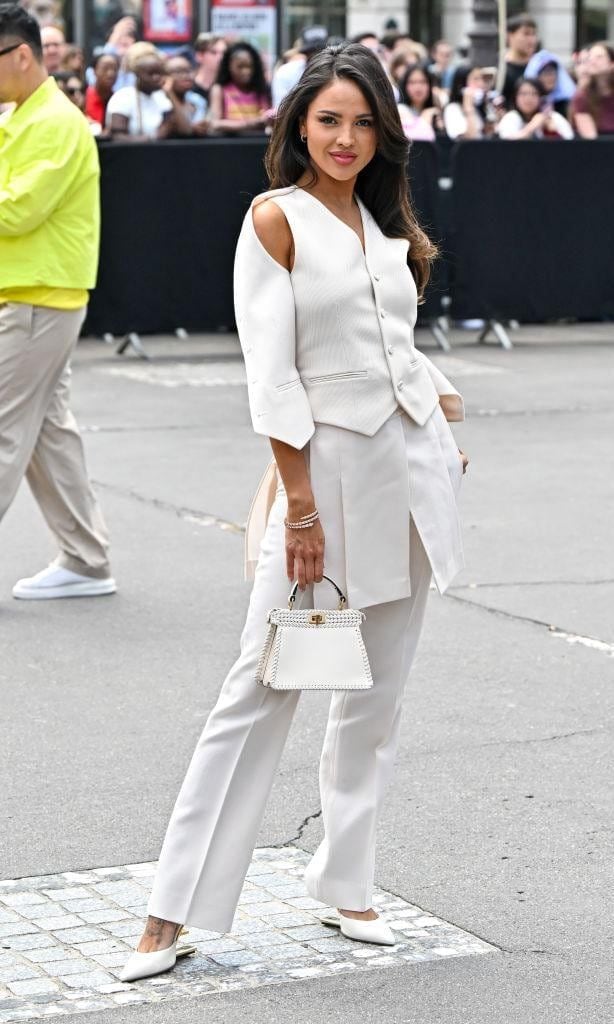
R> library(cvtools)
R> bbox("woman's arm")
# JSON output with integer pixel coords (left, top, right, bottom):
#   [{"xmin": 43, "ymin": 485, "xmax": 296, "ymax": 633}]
[
  {"xmin": 108, "ymin": 112, "xmax": 151, "ymax": 142},
  {"xmin": 497, "ymin": 111, "xmax": 546, "ymax": 139},
  {"xmin": 243, "ymin": 199, "xmax": 322, "ymax": 588},
  {"xmin": 574, "ymin": 111, "xmax": 597, "ymax": 139},
  {"xmin": 270, "ymin": 438, "xmax": 324, "ymax": 587},
  {"xmin": 161, "ymin": 85, "xmax": 195, "ymax": 137}
]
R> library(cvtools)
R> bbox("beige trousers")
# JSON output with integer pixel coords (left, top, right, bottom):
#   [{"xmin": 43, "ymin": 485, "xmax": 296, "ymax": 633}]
[
  {"xmin": 0, "ymin": 302, "xmax": 110, "ymax": 578},
  {"xmin": 148, "ymin": 490, "xmax": 432, "ymax": 934}
]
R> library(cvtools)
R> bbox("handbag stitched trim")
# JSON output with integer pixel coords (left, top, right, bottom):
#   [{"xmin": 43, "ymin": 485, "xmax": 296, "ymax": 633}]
[
  {"xmin": 269, "ymin": 609, "xmax": 365, "ymax": 627},
  {"xmin": 256, "ymin": 619, "xmax": 373, "ymax": 690},
  {"xmin": 256, "ymin": 576, "xmax": 373, "ymax": 691},
  {"xmin": 255, "ymin": 622, "xmax": 277, "ymax": 684}
]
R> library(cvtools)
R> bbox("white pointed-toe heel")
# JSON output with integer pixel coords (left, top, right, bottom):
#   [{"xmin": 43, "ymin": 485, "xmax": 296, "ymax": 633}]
[
  {"xmin": 320, "ymin": 911, "xmax": 396, "ymax": 946},
  {"xmin": 119, "ymin": 925, "xmax": 196, "ymax": 983}
]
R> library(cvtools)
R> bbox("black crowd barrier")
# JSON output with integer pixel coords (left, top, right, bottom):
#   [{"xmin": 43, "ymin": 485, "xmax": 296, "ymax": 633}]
[
  {"xmin": 86, "ymin": 139, "xmax": 268, "ymax": 336},
  {"xmin": 85, "ymin": 138, "xmax": 442, "ymax": 337},
  {"xmin": 449, "ymin": 139, "xmax": 614, "ymax": 321},
  {"xmin": 85, "ymin": 136, "xmax": 614, "ymax": 336}
]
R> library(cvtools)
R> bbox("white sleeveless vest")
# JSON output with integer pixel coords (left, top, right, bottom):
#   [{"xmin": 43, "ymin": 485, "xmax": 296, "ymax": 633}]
[{"xmin": 233, "ymin": 185, "xmax": 463, "ymax": 450}]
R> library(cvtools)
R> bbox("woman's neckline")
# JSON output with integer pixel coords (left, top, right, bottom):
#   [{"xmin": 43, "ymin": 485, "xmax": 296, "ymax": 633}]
[{"xmin": 295, "ymin": 186, "xmax": 367, "ymax": 257}]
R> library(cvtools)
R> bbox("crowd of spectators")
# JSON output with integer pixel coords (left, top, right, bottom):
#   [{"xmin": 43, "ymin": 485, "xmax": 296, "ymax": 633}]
[{"xmin": 10, "ymin": 11, "xmax": 614, "ymax": 143}]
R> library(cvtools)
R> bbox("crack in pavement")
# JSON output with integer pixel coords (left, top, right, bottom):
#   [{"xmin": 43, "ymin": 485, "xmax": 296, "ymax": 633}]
[
  {"xmin": 393, "ymin": 725, "xmax": 609, "ymax": 763},
  {"xmin": 445, "ymin": 593, "xmax": 614, "ymax": 658},
  {"xmin": 92, "ymin": 479, "xmax": 245, "ymax": 534},
  {"xmin": 478, "ymin": 726, "xmax": 606, "ymax": 748},
  {"xmin": 274, "ymin": 808, "xmax": 323, "ymax": 848}
]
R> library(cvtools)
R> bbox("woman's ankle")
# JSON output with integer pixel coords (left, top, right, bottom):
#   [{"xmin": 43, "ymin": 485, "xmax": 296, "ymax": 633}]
[
  {"xmin": 337, "ymin": 907, "xmax": 378, "ymax": 921},
  {"xmin": 137, "ymin": 916, "xmax": 180, "ymax": 953}
]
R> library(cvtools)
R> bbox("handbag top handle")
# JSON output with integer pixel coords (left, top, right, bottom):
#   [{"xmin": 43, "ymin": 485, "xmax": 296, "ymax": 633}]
[{"xmin": 288, "ymin": 575, "xmax": 347, "ymax": 611}]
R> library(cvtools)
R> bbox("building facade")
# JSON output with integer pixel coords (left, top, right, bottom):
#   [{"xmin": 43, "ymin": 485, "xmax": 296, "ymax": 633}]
[{"xmin": 289, "ymin": 0, "xmax": 613, "ymax": 58}]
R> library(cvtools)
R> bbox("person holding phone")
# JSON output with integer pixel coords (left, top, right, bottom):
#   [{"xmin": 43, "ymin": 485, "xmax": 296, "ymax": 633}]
[
  {"xmin": 443, "ymin": 65, "xmax": 488, "ymax": 139},
  {"xmin": 497, "ymin": 77, "xmax": 574, "ymax": 139}
]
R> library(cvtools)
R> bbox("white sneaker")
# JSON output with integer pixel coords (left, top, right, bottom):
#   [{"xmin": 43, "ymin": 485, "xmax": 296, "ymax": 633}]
[{"xmin": 12, "ymin": 565, "xmax": 117, "ymax": 600}]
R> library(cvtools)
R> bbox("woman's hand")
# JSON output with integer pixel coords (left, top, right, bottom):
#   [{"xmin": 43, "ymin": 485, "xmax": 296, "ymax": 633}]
[
  {"xmin": 459, "ymin": 448, "xmax": 469, "ymax": 474},
  {"xmin": 285, "ymin": 517, "xmax": 325, "ymax": 590},
  {"xmin": 422, "ymin": 106, "xmax": 438, "ymax": 124}
]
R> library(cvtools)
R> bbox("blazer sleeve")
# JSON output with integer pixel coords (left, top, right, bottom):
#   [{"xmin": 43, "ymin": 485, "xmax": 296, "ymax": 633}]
[
  {"xmin": 414, "ymin": 349, "xmax": 465, "ymax": 422},
  {"xmin": 233, "ymin": 203, "xmax": 315, "ymax": 450}
]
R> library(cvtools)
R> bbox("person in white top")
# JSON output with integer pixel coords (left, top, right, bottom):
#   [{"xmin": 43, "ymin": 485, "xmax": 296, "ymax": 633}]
[
  {"xmin": 497, "ymin": 77, "xmax": 574, "ymax": 139},
  {"xmin": 106, "ymin": 52, "xmax": 174, "ymax": 139},
  {"xmin": 120, "ymin": 41, "xmax": 468, "ymax": 983},
  {"xmin": 444, "ymin": 64, "xmax": 488, "ymax": 139},
  {"xmin": 271, "ymin": 24, "xmax": 328, "ymax": 109},
  {"xmin": 397, "ymin": 63, "xmax": 442, "ymax": 141}
]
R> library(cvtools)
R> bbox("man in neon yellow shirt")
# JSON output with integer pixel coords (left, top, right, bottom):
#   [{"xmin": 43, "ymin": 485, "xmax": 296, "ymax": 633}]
[{"xmin": 0, "ymin": 3, "xmax": 116, "ymax": 599}]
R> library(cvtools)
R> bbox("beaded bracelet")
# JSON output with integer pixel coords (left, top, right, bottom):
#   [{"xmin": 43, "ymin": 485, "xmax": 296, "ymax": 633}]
[{"xmin": 284, "ymin": 509, "xmax": 320, "ymax": 530}]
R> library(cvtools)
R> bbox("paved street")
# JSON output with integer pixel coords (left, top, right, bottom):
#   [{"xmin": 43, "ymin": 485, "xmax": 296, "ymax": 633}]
[{"xmin": 1, "ymin": 324, "xmax": 613, "ymax": 1023}]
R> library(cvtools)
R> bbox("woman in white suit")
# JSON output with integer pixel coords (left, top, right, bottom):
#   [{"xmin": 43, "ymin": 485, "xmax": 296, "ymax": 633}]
[{"xmin": 121, "ymin": 41, "xmax": 468, "ymax": 982}]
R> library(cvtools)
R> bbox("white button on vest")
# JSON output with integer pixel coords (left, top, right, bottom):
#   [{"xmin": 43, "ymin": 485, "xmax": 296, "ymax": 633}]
[
  {"xmin": 373, "ymin": 273, "xmax": 380, "ymax": 281},
  {"xmin": 387, "ymin": 346, "xmax": 394, "ymax": 355},
  {"xmin": 380, "ymin": 309, "xmax": 386, "ymax": 318},
  {"xmin": 397, "ymin": 381, "xmax": 405, "ymax": 390}
]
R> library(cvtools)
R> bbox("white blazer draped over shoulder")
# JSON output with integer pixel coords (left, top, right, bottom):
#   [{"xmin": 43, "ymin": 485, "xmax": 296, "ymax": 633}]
[{"xmin": 234, "ymin": 186, "xmax": 465, "ymax": 607}]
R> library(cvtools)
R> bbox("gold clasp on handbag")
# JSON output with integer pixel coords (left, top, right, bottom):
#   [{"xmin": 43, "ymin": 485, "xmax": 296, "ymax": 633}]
[{"xmin": 309, "ymin": 612, "xmax": 326, "ymax": 625}]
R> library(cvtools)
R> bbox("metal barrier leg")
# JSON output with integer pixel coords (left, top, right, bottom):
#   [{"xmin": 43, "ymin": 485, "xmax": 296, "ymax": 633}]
[
  {"xmin": 429, "ymin": 318, "xmax": 451, "ymax": 352},
  {"xmin": 478, "ymin": 319, "xmax": 513, "ymax": 350},
  {"xmin": 116, "ymin": 332, "xmax": 150, "ymax": 360}
]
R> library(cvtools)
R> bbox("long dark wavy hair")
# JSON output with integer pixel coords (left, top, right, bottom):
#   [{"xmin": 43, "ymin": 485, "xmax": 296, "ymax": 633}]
[
  {"xmin": 216, "ymin": 41, "xmax": 270, "ymax": 101},
  {"xmin": 399, "ymin": 63, "xmax": 437, "ymax": 112},
  {"xmin": 449, "ymin": 64, "xmax": 487, "ymax": 119},
  {"xmin": 585, "ymin": 68, "xmax": 614, "ymax": 124},
  {"xmin": 265, "ymin": 42, "xmax": 437, "ymax": 300}
]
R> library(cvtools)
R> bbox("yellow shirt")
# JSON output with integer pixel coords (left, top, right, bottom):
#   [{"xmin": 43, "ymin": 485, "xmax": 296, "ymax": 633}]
[
  {"xmin": 0, "ymin": 286, "xmax": 87, "ymax": 309},
  {"xmin": 0, "ymin": 78, "xmax": 100, "ymax": 310}
]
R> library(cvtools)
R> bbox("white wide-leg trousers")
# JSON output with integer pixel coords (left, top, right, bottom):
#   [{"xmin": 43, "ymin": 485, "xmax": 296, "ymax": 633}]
[{"xmin": 148, "ymin": 493, "xmax": 432, "ymax": 934}]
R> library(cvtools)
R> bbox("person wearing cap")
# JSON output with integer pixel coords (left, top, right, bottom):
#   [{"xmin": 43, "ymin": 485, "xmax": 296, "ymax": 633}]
[
  {"xmin": 0, "ymin": 2, "xmax": 116, "ymax": 600},
  {"xmin": 271, "ymin": 24, "xmax": 327, "ymax": 109}
]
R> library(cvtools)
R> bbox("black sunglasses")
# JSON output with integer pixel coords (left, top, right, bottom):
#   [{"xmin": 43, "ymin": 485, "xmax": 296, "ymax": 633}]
[{"xmin": 0, "ymin": 42, "xmax": 21, "ymax": 58}]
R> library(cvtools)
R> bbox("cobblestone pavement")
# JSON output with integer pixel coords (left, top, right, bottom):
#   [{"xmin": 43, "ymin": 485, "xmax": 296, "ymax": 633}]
[{"xmin": 0, "ymin": 848, "xmax": 495, "ymax": 1021}]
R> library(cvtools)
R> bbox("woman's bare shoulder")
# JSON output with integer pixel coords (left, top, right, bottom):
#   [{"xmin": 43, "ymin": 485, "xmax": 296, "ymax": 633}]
[{"xmin": 251, "ymin": 196, "xmax": 293, "ymax": 271}]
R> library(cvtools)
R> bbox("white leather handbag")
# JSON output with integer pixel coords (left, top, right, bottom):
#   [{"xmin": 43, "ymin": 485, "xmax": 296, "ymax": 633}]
[{"xmin": 256, "ymin": 576, "xmax": 373, "ymax": 691}]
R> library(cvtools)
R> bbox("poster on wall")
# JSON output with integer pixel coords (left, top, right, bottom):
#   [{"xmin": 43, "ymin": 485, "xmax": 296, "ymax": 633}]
[
  {"xmin": 210, "ymin": 0, "xmax": 277, "ymax": 73},
  {"xmin": 144, "ymin": 0, "xmax": 193, "ymax": 42}
]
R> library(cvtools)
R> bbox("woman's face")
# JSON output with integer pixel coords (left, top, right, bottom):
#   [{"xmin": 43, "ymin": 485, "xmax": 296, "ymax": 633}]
[
  {"xmin": 95, "ymin": 55, "xmax": 118, "ymax": 89},
  {"xmin": 136, "ymin": 58, "xmax": 164, "ymax": 94},
  {"xmin": 299, "ymin": 77, "xmax": 377, "ymax": 184},
  {"xmin": 229, "ymin": 50, "xmax": 254, "ymax": 88},
  {"xmin": 588, "ymin": 45, "xmax": 613, "ymax": 75},
  {"xmin": 466, "ymin": 67, "xmax": 485, "ymax": 91},
  {"xmin": 405, "ymin": 69, "xmax": 429, "ymax": 108},
  {"xmin": 516, "ymin": 82, "xmax": 541, "ymax": 117},
  {"xmin": 65, "ymin": 75, "xmax": 84, "ymax": 110},
  {"xmin": 538, "ymin": 64, "xmax": 557, "ymax": 93}
]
